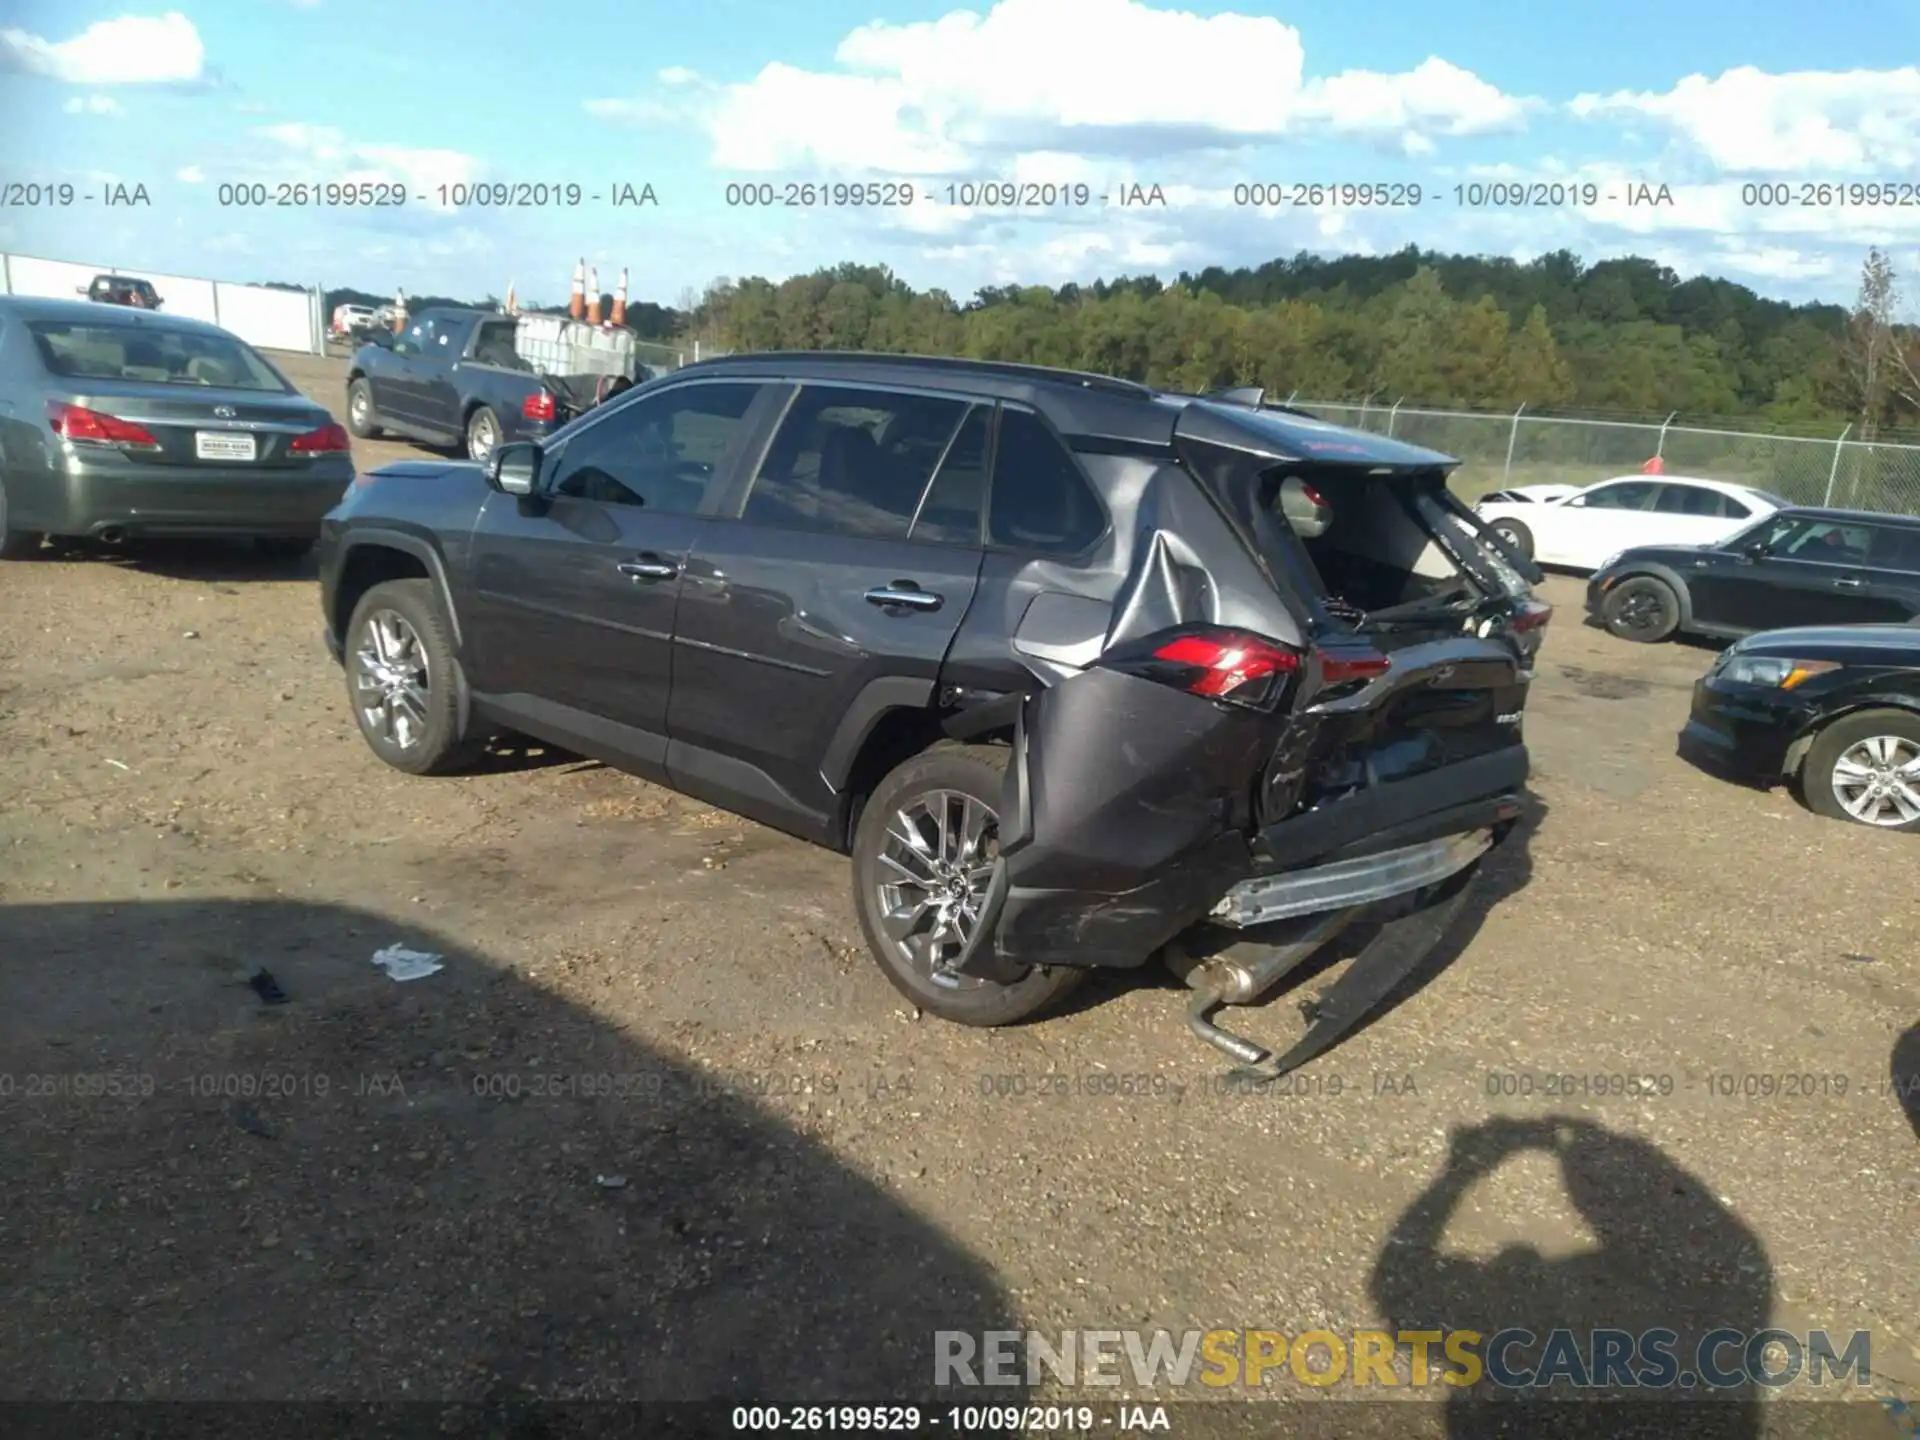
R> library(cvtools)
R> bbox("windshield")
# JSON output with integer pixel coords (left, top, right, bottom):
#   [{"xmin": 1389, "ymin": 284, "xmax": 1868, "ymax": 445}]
[{"xmin": 29, "ymin": 320, "xmax": 291, "ymax": 393}]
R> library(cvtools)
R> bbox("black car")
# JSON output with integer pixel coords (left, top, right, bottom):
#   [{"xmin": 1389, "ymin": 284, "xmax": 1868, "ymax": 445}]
[
  {"xmin": 318, "ymin": 357, "xmax": 1549, "ymax": 1056},
  {"xmin": 1586, "ymin": 506, "xmax": 1920, "ymax": 643},
  {"xmin": 1680, "ymin": 623, "xmax": 1920, "ymax": 831},
  {"xmin": 0, "ymin": 296, "xmax": 354, "ymax": 559}
]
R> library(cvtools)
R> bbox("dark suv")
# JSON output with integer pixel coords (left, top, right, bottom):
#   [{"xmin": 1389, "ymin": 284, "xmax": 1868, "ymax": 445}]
[{"xmin": 318, "ymin": 355, "xmax": 1548, "ymax": 1041}]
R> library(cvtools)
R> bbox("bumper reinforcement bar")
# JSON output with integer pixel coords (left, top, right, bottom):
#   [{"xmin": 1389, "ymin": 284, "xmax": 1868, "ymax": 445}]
[{"xmin": 1207, "ymin": 829, "xmax": 1493, "ymax": 930}]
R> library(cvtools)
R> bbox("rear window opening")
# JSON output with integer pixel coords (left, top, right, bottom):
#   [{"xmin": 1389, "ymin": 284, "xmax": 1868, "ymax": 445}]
[{"xmin": 1263, "ymin": 467, "xmax": 1500, "ymax": 626}]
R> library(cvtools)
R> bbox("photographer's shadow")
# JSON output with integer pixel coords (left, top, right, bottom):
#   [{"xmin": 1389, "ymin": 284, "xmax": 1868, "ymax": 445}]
[{"xmin": 1371, "ymin": 1117, "xmax": 1771, "ymax": 1439}]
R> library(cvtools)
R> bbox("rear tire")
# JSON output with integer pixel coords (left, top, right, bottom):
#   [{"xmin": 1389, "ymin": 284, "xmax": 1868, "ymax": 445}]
[
  {"xmin": 465, "ymin": 406, "xmax": 501, "ymax": 463},
  {"xmin": 1801, "ymin": 709, "xmax": 1920, "ymax": 832},
  {"xmin": 852, "ymin": 742, "xmax": 1084, "ymax": 1026},
  {"xmin": 1600, "ymin": 575, "xmax": 1680, "ymax": 643},
  {"xmin": 1488, "ymin": 518, "xmax": 1534, "ymax": 562},
  {"xmin": 342, "ymin": 578, "xmax": 488, "ymax": 777},
  {"xmin": 346, "ymin": 379, "xmax": 383, "ymax": 439}
]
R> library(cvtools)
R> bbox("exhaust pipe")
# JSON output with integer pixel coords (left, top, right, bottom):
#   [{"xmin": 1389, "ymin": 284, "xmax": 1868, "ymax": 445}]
[
  {"xmin": 96, "ymin": 525, "xmax": 127, "ymax": 545},
  {"xmin": 1173, "ymin": 907, "xmax": 1356, "ymax": 1074}
]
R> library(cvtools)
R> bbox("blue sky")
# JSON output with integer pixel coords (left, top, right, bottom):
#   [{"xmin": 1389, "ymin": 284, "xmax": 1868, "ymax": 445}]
[{"xmin": 3, "ymin": 0, "xmax": 1919, "ymax": 310}]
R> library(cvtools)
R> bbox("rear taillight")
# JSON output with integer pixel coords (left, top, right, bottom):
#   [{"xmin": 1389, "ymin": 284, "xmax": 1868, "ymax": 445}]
[
  {"xmin": 1511, "ymin": 601, "xmax": 1553, "ymax": 634},
  {"xmin": 289, "ymin": 421, "xmax": 352, "ymax": 454},
  {"xmin": 523, "ymin": 390, "xmax": 556, "ymax": 422},
  {"xmin": 47, "ymin": 400, "xmax": 160, "ymax": 450},
  {"xmin": 1101, "ymin": 625, "xmax": 1304, "ymax": 709}
]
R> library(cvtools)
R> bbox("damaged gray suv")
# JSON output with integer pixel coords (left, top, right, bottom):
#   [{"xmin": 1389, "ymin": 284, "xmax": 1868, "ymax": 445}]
[{"xmin": 319, "ymin": 355, "xmax": 1548, "ymax": 1067}]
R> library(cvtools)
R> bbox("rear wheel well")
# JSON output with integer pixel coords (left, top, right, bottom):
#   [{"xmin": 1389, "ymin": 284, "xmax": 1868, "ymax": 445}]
[
  {"xmin": 347, "ymin": 369, "xmax": 366, "ymax": 386},
  {"xmin": 334, "ymin": 544, "xmax": 431, "ymax": 641},
  {"xmin": 838, "ymin": 708, "xmax": 992, "ymax": 851}
]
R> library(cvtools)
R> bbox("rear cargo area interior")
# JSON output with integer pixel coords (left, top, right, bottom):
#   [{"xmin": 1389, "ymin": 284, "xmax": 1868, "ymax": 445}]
[{"xmin": 1271, "ymin": 468, "xmax": 1467, "ymax": 615}]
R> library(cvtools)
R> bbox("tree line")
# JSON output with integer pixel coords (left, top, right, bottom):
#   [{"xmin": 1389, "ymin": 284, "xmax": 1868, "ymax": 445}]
[{"xmin": 324, "ymin": 244, "xmax": 1920, "ymax": 440}]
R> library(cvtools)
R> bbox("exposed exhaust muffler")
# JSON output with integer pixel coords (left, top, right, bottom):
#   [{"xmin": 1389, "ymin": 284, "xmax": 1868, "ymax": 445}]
[
  {"xmin": 95, "ymin": 525, "xmax": 127, "ymax": 546},
  {"xmin": 1169, "ymin": 907, "xmax": 1356, "ymax": 1075}
]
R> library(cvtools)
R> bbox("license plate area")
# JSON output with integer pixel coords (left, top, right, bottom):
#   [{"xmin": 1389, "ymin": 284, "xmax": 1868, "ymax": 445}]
[{"xmin": 195, "ymin": 431, "xmax": 257, "ymax": 462}]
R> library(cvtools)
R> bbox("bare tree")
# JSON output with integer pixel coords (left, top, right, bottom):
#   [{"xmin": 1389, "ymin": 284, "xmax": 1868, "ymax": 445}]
[{"xmin": 1843, "ymin": 248, "xmax": 1901, "ymax": 439}]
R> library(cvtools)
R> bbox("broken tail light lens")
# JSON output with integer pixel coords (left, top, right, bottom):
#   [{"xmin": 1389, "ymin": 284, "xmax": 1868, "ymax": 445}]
[
  {"xmin": 523, "ymin": 390, "xmax": 556, "ymax": 422},
  {"xmin": 1511, "ymin": 601, "xmax": 1553, "ymax": 633},
  {"xmin": 1100, "ymin": 625, "xmax": 1304, "ymax": 710},
  {"xmin": 47, "ymin": 401, "xmax": 161, "ymax": 451},
  {"xmin": 288, "ymin": 421, "xmax": 352, "ymax": 454}
]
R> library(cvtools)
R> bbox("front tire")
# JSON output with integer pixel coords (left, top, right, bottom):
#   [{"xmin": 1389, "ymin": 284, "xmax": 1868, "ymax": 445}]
[
  {"xmin": 1488, "ymin": 518, "xmax": 1533, "ymax": 562},
  {"xmin": 852, "ymin": 743, "xmax": 1084, "ymax": 1026},
  {"xmin": 343, "ymin": 578, "xmax": 487, "ymax": 776},
  {"xmin": 346, "ymin": 379, "xmax": 383, "ymax": 439},
  {"xmin": 1601, "ymin": 575, "xmax": 1681, "ymax": 643},
  {"xmin": 1802, "ymin": 709, "xmax": 1920, "ymax": 832}
]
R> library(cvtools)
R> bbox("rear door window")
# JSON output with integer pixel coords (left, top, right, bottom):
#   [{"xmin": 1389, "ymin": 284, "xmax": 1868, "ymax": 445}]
[
  {"xmin": 1581, "ymin": 481, "xmax": 1659, "ymax": 510},
  {"xmin": 1866, "ymin": 525, "xmax": 1920, "ymax": 573},
  {"xmin": 986, "ymin": 407, "xmax": 1106, "ymax": 555},
  {"xmin": 743, "ymin": 384, "xmax": 973, "ymax": 541},
  {"xmin": 909, "ymin": 404, "xmax": 990, "ymax": 544},
  {"xmin": 1655, "ymin": 483, "xmax": 1740, "ymax": 518}
]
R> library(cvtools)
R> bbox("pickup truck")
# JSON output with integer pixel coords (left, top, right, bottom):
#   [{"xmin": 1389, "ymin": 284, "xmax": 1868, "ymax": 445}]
[{"xmin": 344, "ymin": 306, "xmax": 646, "ymax": 461}]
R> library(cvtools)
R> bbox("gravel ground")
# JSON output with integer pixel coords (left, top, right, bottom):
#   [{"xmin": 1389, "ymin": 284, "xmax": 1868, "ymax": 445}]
[{"xmin": 0, "ymin": 351, "xmax": 1915, "ymax": 1432}]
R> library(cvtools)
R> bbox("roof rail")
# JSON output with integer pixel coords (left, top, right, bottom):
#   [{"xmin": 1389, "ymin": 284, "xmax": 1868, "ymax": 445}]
[{"xmin": 679, "ymin": 350, "xmax": 1159, "ymax": 398}]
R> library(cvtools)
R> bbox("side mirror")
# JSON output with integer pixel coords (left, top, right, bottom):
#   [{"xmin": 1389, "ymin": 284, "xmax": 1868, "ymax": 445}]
[
  {"xmin": 1565, "ymin": 495, "xmax": 1586, "ymax": 508},
  {"xmin": 486, "ymin": 441, "xmax": 541, "ymax": 496},
  {"xmin": 1742, "ymin": 539, "xmax": 1770, "ymax": 560}
]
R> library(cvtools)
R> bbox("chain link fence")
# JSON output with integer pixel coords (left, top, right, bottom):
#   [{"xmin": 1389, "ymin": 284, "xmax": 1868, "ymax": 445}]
[
  {"xmin": 634, "ymin": 340, "xmax": 726, "ymax": 372},
  {"xmin": 1296, "ymin": 401, "xmax": 1920, "ymax": 517}
]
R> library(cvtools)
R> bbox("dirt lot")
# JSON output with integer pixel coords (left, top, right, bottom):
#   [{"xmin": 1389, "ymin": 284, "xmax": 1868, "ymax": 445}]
[{"xmin": 1, "ymin": 351, "xmax": 1916, "ymax": 1429}]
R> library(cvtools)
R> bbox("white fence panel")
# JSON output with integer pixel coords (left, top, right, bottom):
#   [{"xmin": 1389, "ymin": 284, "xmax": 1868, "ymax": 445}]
[
  {"xmin": 1, "ymin": 252, "xmax": 322, "ymax": 354},
  {"xmin": 212, "ymin": 280, "xmax": 317, "ymax": 353}
]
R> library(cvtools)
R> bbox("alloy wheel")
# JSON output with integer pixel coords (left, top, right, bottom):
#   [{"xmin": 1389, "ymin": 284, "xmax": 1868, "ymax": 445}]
[
  {"xmin": 873, "ymin": 789, "xmax": 1001, "ymax": 990},
  {"xmin": 1614, "ymin": 588, "xmax": 1668, "ymax": 634},
  {"xmin": 1829, "ymin": 734, "xmax": 1920, "ymax": 827},
  {"xmin": 468, "ymin": 413, "xmax": 498, "ymax": 461},
  {"xmin": 350, "ymin": 388, "xmax": 369, "ymax": 425},
  {"xmin": 352, "ymin": 609, "xmax": 431, "ymax": 751}
]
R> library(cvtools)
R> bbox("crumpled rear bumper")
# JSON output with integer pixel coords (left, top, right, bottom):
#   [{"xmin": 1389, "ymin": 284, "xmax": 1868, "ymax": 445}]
[{"xmin": 962, "ymin": 666, "xmax": 1528, "ymax": 978}]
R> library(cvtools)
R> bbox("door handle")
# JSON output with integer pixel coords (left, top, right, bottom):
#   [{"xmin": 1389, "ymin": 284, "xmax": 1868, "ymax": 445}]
[
  {"xmin": 618, "ymin": 556, "xmax": 679, "ymax": 581},
  {"xmin": 1833, "ymin": 577, "xmax": 1864, "ymax": 589},
  {"xmin": 864, "ymin": 583, "xmax": 943, "ymax": 612}
]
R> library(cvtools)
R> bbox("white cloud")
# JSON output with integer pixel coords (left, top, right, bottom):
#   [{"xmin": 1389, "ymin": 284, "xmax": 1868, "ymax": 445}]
[
  {"xmin": 0, "ymin": 11, "xmax": 206, "ymax": 86},
  {"xmin": 1570, "ymin": 66, "xmax": 1920, "ymax": 173},
  {"xmin": 256, "ymin": 123, "xmax": 481, "ymax": 194},
  {"xmin": 175, "ymin": 164, "xmax": 205, "ymax": 183},
  {"xmin": 62, "ymin": 94, "xmax": 123, "ymax": 116},
  {"xmin": 607, "ymin": 0, "xmax": 1533, "ymax": 171}
]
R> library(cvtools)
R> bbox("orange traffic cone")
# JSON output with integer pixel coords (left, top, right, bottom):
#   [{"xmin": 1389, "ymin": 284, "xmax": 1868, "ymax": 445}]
[
  {"xmin": 586, "ymin": 266, "xmax": 601, "ymax": 324},
  {"xmin": 504, "ymin": 282, "xmax": 516, "ymax": 315},
  {"xmin": 612, "ymin": 268, "xmax": 628, "ymax": 326},
  {"xmin": 393, "ymin": 288, "xmax": 406, "ymax": 332},
  {"xmin": 569, "ymin": 259, "xmax": 585, "ymax": 320}
]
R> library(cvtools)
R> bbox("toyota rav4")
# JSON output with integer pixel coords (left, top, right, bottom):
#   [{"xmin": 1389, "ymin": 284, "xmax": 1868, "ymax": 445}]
[{"xmin": 318, "ymin": 355, "xmax": 1548, "ymax": 1066}]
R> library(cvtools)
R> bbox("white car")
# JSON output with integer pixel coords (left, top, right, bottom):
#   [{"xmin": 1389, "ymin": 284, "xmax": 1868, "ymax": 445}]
[{"xmin": 1474, "ymin": 475, "xmax": 1789, "ymax": 571}]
